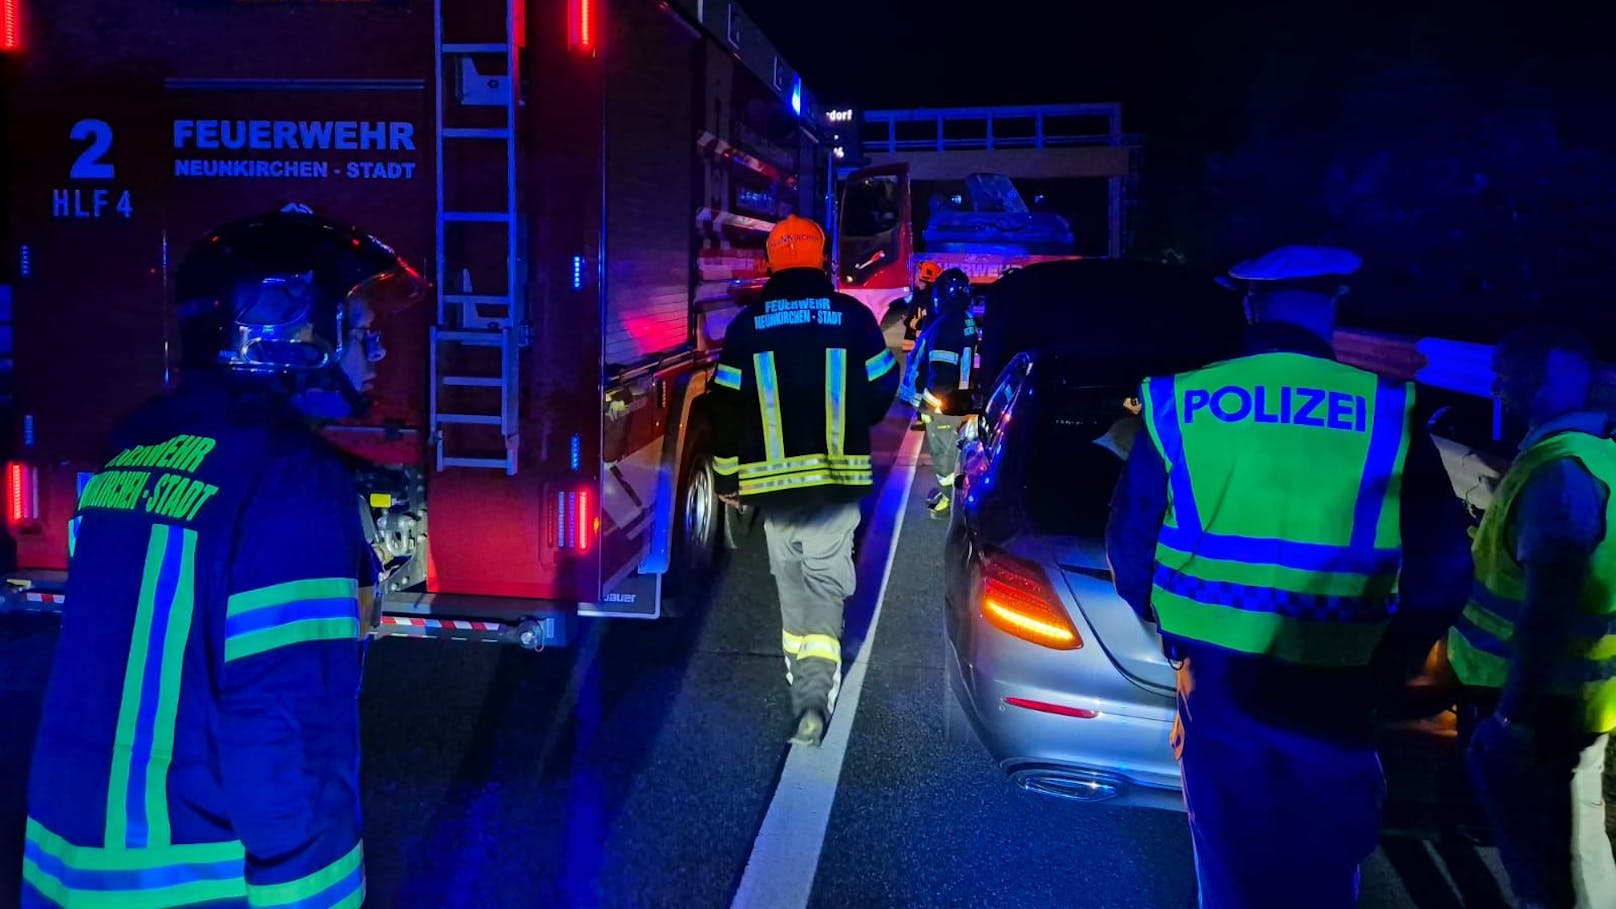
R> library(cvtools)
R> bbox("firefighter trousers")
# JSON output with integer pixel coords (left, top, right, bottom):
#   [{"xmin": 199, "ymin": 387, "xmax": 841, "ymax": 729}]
[
  {"xmin": 761, "ymin": 500, "xmax": 862, "ymax": 720},
  {"xmin": 924, "ymin": 414, "xmax": 962, "ymax": 484}
]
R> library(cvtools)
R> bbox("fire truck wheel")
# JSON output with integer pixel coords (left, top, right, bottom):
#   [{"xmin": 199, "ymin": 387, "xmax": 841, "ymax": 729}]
[{"xmin": 665, "ymin": 414, "xmax": 722, "ymax": 616}]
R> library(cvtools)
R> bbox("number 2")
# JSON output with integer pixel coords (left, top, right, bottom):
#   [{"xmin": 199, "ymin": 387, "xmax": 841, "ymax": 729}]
[{"xmin": 69, "ymin": 119, "xmax": 115, "ymax": 180}]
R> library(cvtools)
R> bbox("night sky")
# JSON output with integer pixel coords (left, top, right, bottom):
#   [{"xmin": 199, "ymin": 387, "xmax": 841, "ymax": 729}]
[{"xmin": 747, "ymin": 0, "xmax": 1616, "ymax": 148}]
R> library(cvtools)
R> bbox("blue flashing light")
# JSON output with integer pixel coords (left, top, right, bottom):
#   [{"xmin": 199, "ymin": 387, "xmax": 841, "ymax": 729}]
[
  {"xmin": 790, "ymin": 77, "xmax": 802, "ymax": 116},
  {"xmin": 570, "ymin": 433, "xmax": 582, "ymax": 471},
  {"xmin": 572, "ymin": 255, "xmax": 586, "ymax": 291},
  {"xmin": 23, "ymin": 414, "xmax": 34, "ymax": 448}
]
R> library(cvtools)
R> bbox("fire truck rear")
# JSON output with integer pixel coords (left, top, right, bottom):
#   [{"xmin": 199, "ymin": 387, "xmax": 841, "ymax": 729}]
[{"xmin": 1, "ymin": 0, "xmax": 830, "ymax": 647}]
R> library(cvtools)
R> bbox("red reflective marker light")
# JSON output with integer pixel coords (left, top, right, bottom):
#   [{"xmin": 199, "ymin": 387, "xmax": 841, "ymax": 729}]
[
  {"xmin": 0, "ymin": 1, "xmax": 18, "ymax": 52},
  {"xmin": 568, "ymin": 0, "xmax": 596, "ymax": 52},
  {"xmin": 6, "ymin": 461, "xmax": 39, "ymax": 526},
  {"xmin": 1004, "ymin": 697, "xmax": 1100, "ymax": 720}
]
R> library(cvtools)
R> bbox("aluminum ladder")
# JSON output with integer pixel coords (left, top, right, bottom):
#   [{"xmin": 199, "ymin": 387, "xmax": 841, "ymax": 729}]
[{"xmin": 430, "ymin": 0, "xmax": 525, "ymax": 474}]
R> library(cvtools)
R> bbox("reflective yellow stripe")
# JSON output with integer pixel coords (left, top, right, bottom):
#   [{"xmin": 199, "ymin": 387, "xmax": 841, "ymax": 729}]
[
  {"xmin": 715, "ymin": 363, "xmax": 744, "ymax": 390},
  {"xmin": 865, "ymin": 349, "xmax": 896, "ymax": 381},
  {"xmin": 737, "ymin": 453, "xmax": 871, "ymax": 479},
  {"xmin": 960, "ymin": 346, "xmax": 973, "ymax": 387},
  {"xmin": 798, "ymin": 634, "xmax": 842, "ymax": 665},
  {"xmin": 782, "ymin": 631, "xmax": 804, "ymax": 655},
  {"xmin": 754, "ymin": 352, "xmax": 785, "ymax": 464},
  {"xmin": 826, "ymin": 348, "xmax": 847, "ymax": 458},
  {"xmin": 713, "ymin": 456, "xmax": 739, "ymax": 477},
  {"xmin": 739, "ymin": 471, "xmax": 874, "ymax": 495},
  {"xmin": 922, "ymin": 390, "xmax": 943, "ymax": 410}
]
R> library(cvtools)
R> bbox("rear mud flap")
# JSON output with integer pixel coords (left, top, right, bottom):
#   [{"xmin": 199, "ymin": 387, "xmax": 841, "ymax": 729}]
[
  {"xmin": 723, "ymin": 502, "xmax": 757, "ymax": 551},
  {"xmin": 577, "ymin": 567, "xmax": 661, "ymax": 620}
]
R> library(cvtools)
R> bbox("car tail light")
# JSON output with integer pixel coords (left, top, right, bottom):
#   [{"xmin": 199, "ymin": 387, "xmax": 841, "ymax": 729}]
[{"xmin": 980, "ymin": 548, "xmax": 1082, "ymax": 650}]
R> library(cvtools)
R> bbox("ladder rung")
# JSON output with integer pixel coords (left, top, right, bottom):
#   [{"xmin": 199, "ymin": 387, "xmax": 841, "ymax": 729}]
[
  {"xmin": 443, "ymin": 43, "xmax": 509, "ymax": 54},
  {"xmin": 443, "ymin": 211, "xmax": 511, "ymax": 223},
  {"xmin": 439, "ymin": 413, "xmax": 504, "ymax": 426},
  {"xmin": 436, "ymin": 330, "xmax": 505, "ymax": 346},
  {"xmin": 443, "ymin": 376, "xmax": 505, "ymax": 388},
  {"xmin": 443, "ymin": 128, "xmax": 512, "ymax": 140},
  {"xmin": 443, "ymin": 456, "xmax": 513, "ymax": 470},
  {"xmin": 444, "ymin": 294, "xmax": 512, "ymax": 306}
]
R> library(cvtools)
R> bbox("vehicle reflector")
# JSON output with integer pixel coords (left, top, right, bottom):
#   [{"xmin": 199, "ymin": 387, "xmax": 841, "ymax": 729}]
[
  {"xmin": 1004, "ymin": 697, "xmax": 1099, "ymax": 719},
  {"xmin": 980, "ymin": 549, "xmax": 1082, "ymax": 650},
  {"xmin": 5, "ymin": 461, "xmax": 38, "ymax": 526},
  {"xmin": 1, "ymin": 1, "xmax": 19, "ymax": 52}
]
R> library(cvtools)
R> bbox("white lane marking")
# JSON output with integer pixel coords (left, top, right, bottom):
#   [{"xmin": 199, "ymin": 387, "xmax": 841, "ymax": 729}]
[{"xmin": 729, "ymin": 425, "xmax": 925, "ymax": 909}]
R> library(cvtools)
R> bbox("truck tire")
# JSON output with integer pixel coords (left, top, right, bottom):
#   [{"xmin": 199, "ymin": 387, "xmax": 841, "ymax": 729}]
[{"xmin": 664, "ymin": 413, "xmax": 722, "ymax": 616}]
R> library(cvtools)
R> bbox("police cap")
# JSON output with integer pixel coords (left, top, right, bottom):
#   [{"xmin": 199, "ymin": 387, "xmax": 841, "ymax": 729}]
[{"xmin": 1227, "ymin": 245, "xmax": 1363, "ymax": 285}]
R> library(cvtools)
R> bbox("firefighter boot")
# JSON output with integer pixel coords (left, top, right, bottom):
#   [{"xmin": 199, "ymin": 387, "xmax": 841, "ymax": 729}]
[{"xmin": 790, "ymin": 708, "xmax": 826, "ymax": 747}]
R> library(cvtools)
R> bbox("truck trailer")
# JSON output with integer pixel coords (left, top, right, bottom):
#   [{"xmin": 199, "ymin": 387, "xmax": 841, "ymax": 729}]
[{"xmin": 0, "ymin": 0, "xmax": 831, "ymax": 647}]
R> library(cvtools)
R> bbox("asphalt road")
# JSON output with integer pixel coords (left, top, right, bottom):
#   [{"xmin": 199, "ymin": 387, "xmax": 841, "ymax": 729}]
[{"xmin": 0, "ymin": 405, "xmax": 1528, "ymax": 908}]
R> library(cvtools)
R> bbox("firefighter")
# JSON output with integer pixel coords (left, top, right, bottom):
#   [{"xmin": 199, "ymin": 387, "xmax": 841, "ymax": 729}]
[
  {"xmin": 1454, "ymin": 326, "xmax": 1616, "ymax": 909},
  {"xmin": 902, "ymin": 260, "xmax": 944, "ymax": 344},
  {"xmin": 909, "ymin": 267, "xmax": 978, "ymax": 516},
  {"xmin": 711, "ymin": 214, "xmax": 899, "ymax": 747},
  {"xmin": 881, "ymin": 260, "xmax": 941, "ymax": 432},
  {"xmin": 1105, "ymin": 245, "xmax": 1472, "ymax": 908},
  {"xmin": 20, "ymin": 206, "xmax": 420, "ymax": 908}
]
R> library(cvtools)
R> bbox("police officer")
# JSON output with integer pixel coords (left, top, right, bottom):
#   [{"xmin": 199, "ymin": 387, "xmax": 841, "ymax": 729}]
[
  {"xmin": 21, "ymin": 206, "xmax": 418, "ymax": 908},
  {"xmin": 711, "ymin": 215, "xmax": 899, "ymax": 747},
  {"xmin": 1105, "ymin": 245, "xmax": 1472, "ymax": 908},
  {"xmin": 909, "ymin": 268, "xmax": 977, "ymax": 515},
  {"xmin": 1454, "ymin": 326, "xmax": 1616, "ymax": 908}
]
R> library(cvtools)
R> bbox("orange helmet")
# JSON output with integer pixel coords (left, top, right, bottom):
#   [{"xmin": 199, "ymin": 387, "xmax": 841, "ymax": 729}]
[
  {"xmin": 765, "ymin": 215, "xmax": 827, "ymax": 272},
  {"xmin": 916, "ymin": 261, "xmax": 943, "ymax": 285}
]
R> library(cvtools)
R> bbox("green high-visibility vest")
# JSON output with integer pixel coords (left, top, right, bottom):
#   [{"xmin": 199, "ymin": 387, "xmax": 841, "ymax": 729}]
[
  {"xmin": 1140, "ymin": 351, "xmax": 1415, "ymax": 668},
  {"xmin": 1448, "ymin": 430, "xmax": 1616, "ymax": 734}
]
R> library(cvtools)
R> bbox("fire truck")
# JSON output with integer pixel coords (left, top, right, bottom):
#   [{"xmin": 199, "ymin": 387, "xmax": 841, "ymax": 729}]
[
  {"xmin": 831, "ymin": 104, "xmax": 1133, "ymax": 321},
  {"xmin": 0, "ymin": 0, "xmax": 831, "ymax": 648}
]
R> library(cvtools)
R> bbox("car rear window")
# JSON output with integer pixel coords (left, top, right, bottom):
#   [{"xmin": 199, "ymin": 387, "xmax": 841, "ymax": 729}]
[{"xmin": 1021, "ymin": 379, "xmax": 1141, "ymax": 538}]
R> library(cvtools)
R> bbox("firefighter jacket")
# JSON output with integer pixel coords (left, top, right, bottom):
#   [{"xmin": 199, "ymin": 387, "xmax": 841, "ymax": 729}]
[
  {"xmin": 711, "ymin": 267, "xmax": 900, "ymax": 508},
  {"xmin": 912, "ymin": 308, "xmax": 978, "ymax": 411},
  {"xmin": 23, "ymin": 374, "xmax": 371, "ymax": 908},
  {"xmin": 1449, "ymin": 422, "xmax": 1616, "ymax": 734}
]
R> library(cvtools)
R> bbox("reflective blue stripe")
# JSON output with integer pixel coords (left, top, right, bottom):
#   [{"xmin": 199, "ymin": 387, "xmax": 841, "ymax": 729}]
[
  {"xmin": 225, "ymin": 598, "xmax": 361, "ymax": 640},
  {"xmin": 1453, "ymin": 612, "xmax": 1508, "ymax": 656},
  {"xmin": 1157, "ymin": 525, "xmax": 1400, "ymax": 575},
  {"xmin": 127, "ymin": 525, "xmax": 187, "ymax": 849},
  {"xmin": 865, "ymin": 349, "xmax": 896, "ymax": 381},
  {"xmin": 960, "ymin": 346, "xmax": 972, "ymax": 387},
  {"xmin": 754, "ymin": 352, "xmax": 785, "ymax": 463},
  {"xmin": 826, "ymin": 348, "xmax": 847, "ymax": 457},
  {"xmin": 929, "ymin": 350, "xmax": 960, "ymax": 365},
  {"xmin": 1351, "ymin": 380, "xmax": 1407, "ymax": 551},
  {"xmin": 22, "ymin": 841, "xmax": 244, "ymax": 892},
  {"xmin": 715, "ymin": 363, "xmax": 743, "ymax": 390},
  {"xmin": 1154, "ymin": 566, "xmax": 1395, "ymax": 621},
  {"xmin": 1149, "ymin": 375, "xmax": 1202, "ymax": 533}
]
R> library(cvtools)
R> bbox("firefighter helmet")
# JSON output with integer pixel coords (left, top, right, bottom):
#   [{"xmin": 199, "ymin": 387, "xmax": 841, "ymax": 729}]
[
  {"xmin": 766, "ymin": 214, "xmax": 827, "ymax": 272},
  {"xmin": 173, "ymin": 203, "xmax": 427, "ymax": 417},
  {"xmin": 933, "ymin": 267, "xmax": 972, "ymax": 312}
]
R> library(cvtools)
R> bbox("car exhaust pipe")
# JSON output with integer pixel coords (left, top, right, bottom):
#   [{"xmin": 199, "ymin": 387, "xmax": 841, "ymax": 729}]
[{"xmin": 1008, "ymin": 765, "xmax": 1124, "ymax": 803}]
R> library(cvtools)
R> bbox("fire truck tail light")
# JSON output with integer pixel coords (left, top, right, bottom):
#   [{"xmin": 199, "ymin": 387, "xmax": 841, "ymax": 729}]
[
  {"xmin": 548, "ymin": 487, "xmax": 598, "ymax": 552},
  {"xmin": 6, "ymin": 461, "xmax": 39, "ymax": 526},
  {"xmin": 568, "ymin": 0, "xmax": 596, "ymax": 53}
]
